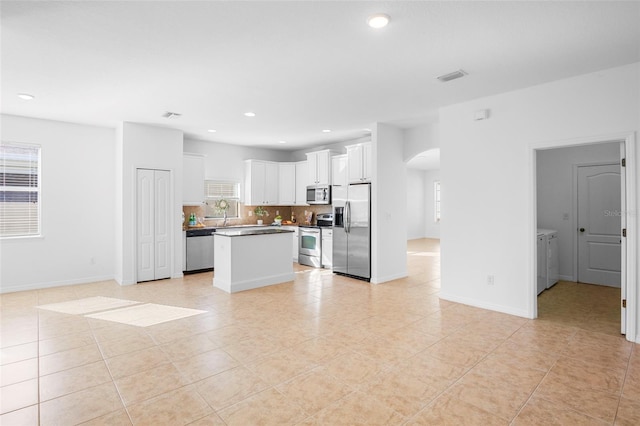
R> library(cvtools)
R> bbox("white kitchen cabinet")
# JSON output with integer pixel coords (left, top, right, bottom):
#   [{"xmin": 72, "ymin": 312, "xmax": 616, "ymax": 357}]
[
  {"xmin": 294, "ymin": 161, "xmax": 308, "ymax": 205},
  {"xmin": 346, "ymin": 142, "xmax": 372, "ymax": 183},
  {"xmin": 321, "ymin": 228, "xmax": 332, "ymax": 268},
  {"xmin": 244, "ymin": 160, "xmax": 279, "ymax": 205},
  {"xmin": 278, "ymin": 163, "xmax": 296, "ymax": 205},
  {"xmin": 331, "ymin": 154, "xmax": 348, "ymax": 187},
  {"xmin": 182, "ymin": 153, "xmax": 205, "ymax": 205},
  {"xmin": 306, "ymin": 150, "xmax": 332, "ymax": 185},
  {"xmin": 282, "ymin": 225, "xmax": 299, "ymax": 261}
]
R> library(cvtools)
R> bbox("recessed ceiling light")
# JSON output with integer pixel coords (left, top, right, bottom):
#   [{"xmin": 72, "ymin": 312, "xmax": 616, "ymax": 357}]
[
  {"xmin": 207, "ymin": 129, "xmax": 217, "ymax": 133},
  {"xmin": 17, "ymin": 93, "xmax": 35, "ymax": 100},
  {"xmin": 244, "ymin": 112, "xmax": 256, "ymax": 117},
  {"xmin": 322, "ymin": 129, "xmax": 331, "ymax": 133},
  {"xmin": 278, "ymin": 140, "xmax": 286, "ymax": 144},
  {"xmin": 367, "ymin": 13, "xmax": 390, "ymax": 28}
]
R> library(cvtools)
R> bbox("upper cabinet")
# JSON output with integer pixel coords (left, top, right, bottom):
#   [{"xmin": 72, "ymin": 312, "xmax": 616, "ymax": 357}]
[
  {"xmin": 331, "ymin": 154, "xmax": 348, "ymax": 187},
  {"xmin": 306, "ymin": 150, "xmax": 332, "ymax": 185},
  {"xmin": 294, "ymin": 161, "xmax": 309, "ymax": 205},
  {"xmin": 244, "ymin": 160, "xmax": 279, "ymax": 205},
  {"xmin": 183, "ymin": 153, "xmax": 205, "ymax": 205},
  {"xmin": 346, "ymin": 142, "xmax": 372, "ymax": 183},
  {"xmin": 278, "ymin": 163, "xmax": 295, "ymax": 205}
]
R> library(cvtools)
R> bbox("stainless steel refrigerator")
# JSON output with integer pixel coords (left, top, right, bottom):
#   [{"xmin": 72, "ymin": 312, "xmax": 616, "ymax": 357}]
[{"xmin": 332, "ymin": 183, "xmax": 370, "ymax": 281}]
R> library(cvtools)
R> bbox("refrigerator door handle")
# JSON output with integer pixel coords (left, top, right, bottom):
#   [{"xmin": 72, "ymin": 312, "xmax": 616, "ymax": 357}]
[{"xmin": 345, "ymin": 201, "xmax": 351, "ymax": 233}]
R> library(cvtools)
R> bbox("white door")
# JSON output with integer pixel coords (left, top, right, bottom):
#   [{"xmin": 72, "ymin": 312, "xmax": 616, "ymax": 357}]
[
  {"xmin": 154, "ymin": 170, "xmax": 171, "ymax": 280},
  {"xmin": 577, "ymin": 164, "xmax": 621, "ymax": 287},
  {"xmin": 137, "ymin": 169, "xmax": 155, "ymax": 282},
  {"xmin": 137, "ymin": 169, "xmax": 171, "ymax": 282}
]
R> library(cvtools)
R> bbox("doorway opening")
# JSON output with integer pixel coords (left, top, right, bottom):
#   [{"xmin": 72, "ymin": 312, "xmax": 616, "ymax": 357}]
[{"xmin": 532, "ymin": 134, "xmax": 636, "ymax": 342}]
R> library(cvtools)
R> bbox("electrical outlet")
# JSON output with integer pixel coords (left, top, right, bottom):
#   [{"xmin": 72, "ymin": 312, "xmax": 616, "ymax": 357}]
[
  {"xmin": 248, "ymin": 211, "xmax": 253, "ymax": 216},
  {"xmin": 90, "ymin": 257, "xmax": 96, "ymax": 265},
  {"xmin": 562, "ymin": 213, "xmax": 569, "ymax": 220},
  {"xmin": 487, "ymin": 275, "xmax": 495, "ymax": 285},
  {"xmin": 276, "ymin": 210, "xmax": 279, "ymax": 215}
]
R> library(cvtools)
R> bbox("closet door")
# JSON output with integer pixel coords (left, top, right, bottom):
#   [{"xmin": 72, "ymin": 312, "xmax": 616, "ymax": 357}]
[
  {"xmin": 137, "ymin": 169, "xmax": 155, "ymax": 282},
  {"xmin": 137, "ymin": 169, "xmax": 172, "ymax": 282},
  {"xmin": 154, "ymin": 170, "xmax": 171, "ymax": 279}
]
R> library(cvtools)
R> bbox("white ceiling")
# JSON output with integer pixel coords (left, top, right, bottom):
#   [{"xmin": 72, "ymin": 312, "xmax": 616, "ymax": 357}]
[{"xmin": 2, "ymin": 1, "xmax": 639, "ymax": 150}]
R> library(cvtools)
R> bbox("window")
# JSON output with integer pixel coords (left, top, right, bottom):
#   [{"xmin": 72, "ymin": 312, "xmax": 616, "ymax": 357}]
[
  {"xmin": 0, "ymin": 142, "xmax": 41, "ymax": 237},
  {"xmin": 204, "ymin": 181, "xmax": 240, "ymax": 218},
  {"xmin": 434, "ymin": 180, "xmax": 441, "ymax": 223}
]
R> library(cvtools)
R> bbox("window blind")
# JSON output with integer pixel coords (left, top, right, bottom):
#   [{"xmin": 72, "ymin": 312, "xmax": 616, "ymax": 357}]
[
  {"xmin": 0, "ymin": 143, "xmax": 41, "ymax": 237},
  {"xmin": 204, "ymin": 180, "xmax": 240, "ymax": 219},
  {"xmin": 205, "ymin": 181, "xmax": 239, "ymax": 198}
]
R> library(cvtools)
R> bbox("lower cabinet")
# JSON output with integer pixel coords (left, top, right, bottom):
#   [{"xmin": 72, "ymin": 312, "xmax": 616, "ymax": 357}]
[
  {"xmin": 282, "ymin": 226, "xmax": 299, "ymax": 262},
  {"xmin": 321, "ymin": 228, "xmax": 332, "ymax": 268}
]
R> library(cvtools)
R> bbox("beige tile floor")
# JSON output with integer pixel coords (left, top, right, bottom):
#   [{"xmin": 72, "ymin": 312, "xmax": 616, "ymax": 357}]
[{"xmin": 0, "ymin": 238, "xmax": 638, "ymax": 425}]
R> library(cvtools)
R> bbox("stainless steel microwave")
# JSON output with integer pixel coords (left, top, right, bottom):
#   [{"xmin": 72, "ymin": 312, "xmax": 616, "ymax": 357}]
[{"xmin": 306, "ymin": 185, "xmax": 331, "ymax": 205}]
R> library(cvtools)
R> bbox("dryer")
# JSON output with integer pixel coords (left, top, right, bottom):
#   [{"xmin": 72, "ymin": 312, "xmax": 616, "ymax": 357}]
[
  {"xmin": 536, "ymin": 232, "xmax": 547, "ymax": 295},
  {"xmin": 537, "ymin": 229, "xmax": 559, "ymax": 290}
]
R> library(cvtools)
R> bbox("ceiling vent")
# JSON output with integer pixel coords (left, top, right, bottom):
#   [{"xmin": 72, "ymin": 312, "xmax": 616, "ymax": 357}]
[
  {"xmin": 162, "ymin": 111, "xmax": 182, "ymax": 119},
  {"xmin": 436, "ymin": 69, "xmax": 467, "ymax": 82}
]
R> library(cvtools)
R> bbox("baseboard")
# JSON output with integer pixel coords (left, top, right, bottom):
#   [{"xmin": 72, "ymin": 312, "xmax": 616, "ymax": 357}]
[
  {"xmin": 0, "ymin": 274, "xmax": 115, "ymax": 294},
  {"xmin": 371, "ymin": 271, "xmax": 408, "ymax": 284},
  {"xmin": 439, "ymin": 291, "xmax": 532, "ymax": 319},
  {"xmin": 213, "ymin": 272, "xmax": 295, "ymax": 294},
  {"xmin": 558, "ymin": 274, "xmax": 574, "ymax": 282}
]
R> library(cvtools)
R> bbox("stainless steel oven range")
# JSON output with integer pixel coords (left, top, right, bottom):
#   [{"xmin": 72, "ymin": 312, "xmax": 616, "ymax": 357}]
[
  {"xmin": 298, "ymin": 213, "xmax": 333, "ymax": 268},
  {"xmin": 299, "ymin": 226, "xmax": 321, "ymax": 267}
]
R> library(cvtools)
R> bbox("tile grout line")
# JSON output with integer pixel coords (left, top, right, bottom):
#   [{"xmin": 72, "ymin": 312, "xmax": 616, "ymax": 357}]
[{"xmin": 612, "ymin": 343, "xmax": 635, "ymax": 425}]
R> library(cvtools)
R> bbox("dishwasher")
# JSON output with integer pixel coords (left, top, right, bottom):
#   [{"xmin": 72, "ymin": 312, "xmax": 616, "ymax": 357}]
[{"xmin": 185, "ymin": 228, "xmax": 216, "ymax": 272}]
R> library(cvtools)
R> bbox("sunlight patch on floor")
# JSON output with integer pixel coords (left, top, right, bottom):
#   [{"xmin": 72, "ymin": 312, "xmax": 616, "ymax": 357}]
[
  {"xmin": 36, "ymin": 296, "xmax": 139, "ymax": 315},
  {"xmin": 86, "ymin": 303, "xmax": 207, "ymax": 327},
  {"xmin": 37, "ymin": 296, "xmax": 207, "ymax": 326}
]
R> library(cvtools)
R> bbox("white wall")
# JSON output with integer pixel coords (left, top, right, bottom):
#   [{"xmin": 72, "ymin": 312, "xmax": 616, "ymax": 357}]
[
  {"xmin": 406, "ymin": 169, "xmax": 426, "ymax": 240},
  {"xmin": 116, "ymin": 122, "xmax": 183, "ymax": 285},
  {"xmin": 440, "ymin": 63, "xmax": 639, "ymax": 331},
  {"xmin": 1, "ymin": 114, "xmax": 116, "ymax": 293},
  {"xmin": 406, "ymin": 169, "xmax": 441, "ymax": 240},
  {"xmin": 183, "ymin": 138, "xmax": 292, "ymax": 183},
  {"xmin": 537, "ymin": 142, "xmax": 620, "ymax": 281},
  {"xmin": 371, "ymin": 123, "xmax": 408, "ymax": 283},
  {"xmin": 404, "ymin": 123, "xmax": 439, "ymax": 162},
  {"xmin": 424, "ymin": 170, "xmax": 441, "ymax": 239}
]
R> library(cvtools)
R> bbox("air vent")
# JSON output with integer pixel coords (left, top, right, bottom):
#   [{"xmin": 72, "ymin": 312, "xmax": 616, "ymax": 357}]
[
  {"xmin": 436, "ymin": 69, "xmax": 467, "ymax": 82},
  {"xmin": 162, "ymin": 111, "xmax": 182, "ymax": 119}
]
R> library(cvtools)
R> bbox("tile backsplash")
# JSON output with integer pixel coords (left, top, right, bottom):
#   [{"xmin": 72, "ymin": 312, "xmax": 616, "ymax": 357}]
[{"xmin": 182, "ymin": 204, "xmax": 331, "ymax": 228}]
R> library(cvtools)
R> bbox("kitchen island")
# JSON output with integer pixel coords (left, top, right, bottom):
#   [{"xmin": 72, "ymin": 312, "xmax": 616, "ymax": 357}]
[{"xmin": 213, "ymin": 227, "xmax": 295, "ymax": 293}]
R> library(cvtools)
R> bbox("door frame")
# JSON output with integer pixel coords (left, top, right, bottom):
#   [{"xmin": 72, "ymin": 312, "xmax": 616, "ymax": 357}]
[
  {"xmin": 572, "ymin": 161, "xmax": 621, "ymax": 285},
  {"xmin": 530, "ymin": 132, "xmax": 637, "ymax": 343}
]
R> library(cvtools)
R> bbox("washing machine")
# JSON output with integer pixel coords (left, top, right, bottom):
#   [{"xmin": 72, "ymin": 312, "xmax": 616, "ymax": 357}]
[{"xmin": 537, "ymin": 228, "xmax": 559, "ymax": 289}]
